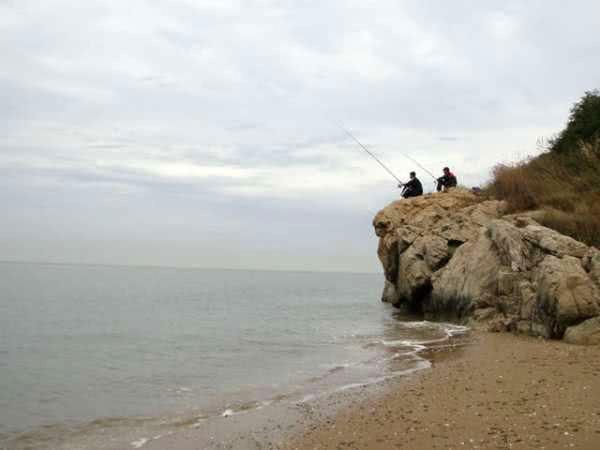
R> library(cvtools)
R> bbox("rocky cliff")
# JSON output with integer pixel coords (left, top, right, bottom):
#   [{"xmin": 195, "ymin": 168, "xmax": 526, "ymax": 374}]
[{"xmin": 373, "ymin": 188, "xmax": 600, "ymax": 344}]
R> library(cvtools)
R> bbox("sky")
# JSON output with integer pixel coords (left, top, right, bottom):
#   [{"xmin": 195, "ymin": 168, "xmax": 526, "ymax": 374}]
[{"xmin": 1, "ymin": 0, "xmax": 599, "ymax": 272}]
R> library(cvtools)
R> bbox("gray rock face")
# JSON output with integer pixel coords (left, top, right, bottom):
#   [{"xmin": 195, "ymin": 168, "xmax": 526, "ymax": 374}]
[
  {"xmin": 431, "ymin": 229, "xmax": 501, "ymax": 316},
  {"xmin": 373, "ymin": 189, "xmax": 600, "ymax": 344},
  {"xmin": 583, "ymin": 248, "xmax": 600, "ymax": 287},
  {"xmin": 563, "ymin": 317, "xmax": 600, "ymax": 345},
  {"xmin": 381, "ymin": 280, "xmax": 399, "ymax": 304},
  {"xmin": 535, "ymin": 256, "xmax": 600, "ymax": 336},
  {"xmin": 395, "ymin": 235, "xmax": 449, "ymax": 308}
]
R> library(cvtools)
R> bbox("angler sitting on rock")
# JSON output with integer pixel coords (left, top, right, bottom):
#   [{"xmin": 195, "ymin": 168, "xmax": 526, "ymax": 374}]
[
  {"xmin": 436, "ymin": 167, "xmax": 457, "ymax": 192},
  {"xmin": 398, "ymin": 171, "xmax": 423, "ymax": 198}
]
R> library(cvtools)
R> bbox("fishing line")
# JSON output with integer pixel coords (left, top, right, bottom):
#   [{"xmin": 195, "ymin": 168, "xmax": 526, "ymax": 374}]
[
  {"xmin": 337, "ymin": 125, "xmax": 403, "ymax": 184},
  {"xmin": 336, "ymin": 124, "xmax": 438, "ymax": 184}
]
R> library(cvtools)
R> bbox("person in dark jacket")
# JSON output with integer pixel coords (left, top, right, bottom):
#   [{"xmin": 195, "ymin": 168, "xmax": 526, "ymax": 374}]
[
  {"xmin": 399, "ymin": 171, "xmax": 423, "ymax": 198},
  {"xmin": 436, "ymin": 167, "xmax": 457, "ymax": 192}
]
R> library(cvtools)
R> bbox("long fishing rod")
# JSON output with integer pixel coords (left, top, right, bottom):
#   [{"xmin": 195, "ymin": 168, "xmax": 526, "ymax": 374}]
[
  {"xmin": 339, "ymin": 125, "xmax": 439, "ymax": 185},
  {"xmin": 338, "ymin": 125, "xmax": 403, "ymax": 184},
  {"xmin": 397, "ymin": 152, "xmax": 438, "ymax": 182}
]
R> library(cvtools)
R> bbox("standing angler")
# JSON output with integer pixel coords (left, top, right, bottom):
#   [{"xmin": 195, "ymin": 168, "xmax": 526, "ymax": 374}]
[
  {"xmin": 436, "ymin": 167, "xmax": 457, "ymax": 192},
  {"xmin": 399, "ymin": 171, "xmax": 423, "ymax": 198}
]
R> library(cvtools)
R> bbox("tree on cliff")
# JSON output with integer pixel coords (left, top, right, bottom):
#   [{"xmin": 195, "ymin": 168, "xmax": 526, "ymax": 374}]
[{"xmin": 549, "ymin": 89, "xmax": 600, "ymax": 154}]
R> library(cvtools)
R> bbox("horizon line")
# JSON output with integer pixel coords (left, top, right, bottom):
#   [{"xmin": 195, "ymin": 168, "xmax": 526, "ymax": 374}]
[{"xmin": 0, "ymin": 259, "xmax": 381, "ymax": 276}]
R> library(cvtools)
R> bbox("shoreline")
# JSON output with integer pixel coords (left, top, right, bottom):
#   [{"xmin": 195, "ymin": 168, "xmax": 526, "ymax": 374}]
[
  {"xmin": 2, "ymin": 315, "xmax": 468, "ymax": 450},
  {"xmin": 97, "ymin": 330, "xmax": 600, "ymax": 450},
  {"xmin": 285, "ymin": 332, "xmax": 600, "ymax": 450},
  {"xmin": 109, "ymin": 323, "xmax": 468, "ymax": 450},
  {"xmin": 6, "ymin": 330, "xmax": 600, "ymax": 450}
]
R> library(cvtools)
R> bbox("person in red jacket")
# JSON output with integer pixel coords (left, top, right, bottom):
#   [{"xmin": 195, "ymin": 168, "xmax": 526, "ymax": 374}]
[{"xmin": 436, "ymin": 167, "xmax": 457, "ymax": 192}]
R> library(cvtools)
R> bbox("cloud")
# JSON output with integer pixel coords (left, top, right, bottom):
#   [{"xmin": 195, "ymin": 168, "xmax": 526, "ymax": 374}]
[{"xmin": 1, "ymin": 0, "xmax": 600, "ymax": 270}]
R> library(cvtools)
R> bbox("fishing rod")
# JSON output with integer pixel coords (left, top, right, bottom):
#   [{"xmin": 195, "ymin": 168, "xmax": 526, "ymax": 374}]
[
  {"xmin": 396, "ymin": 152, "xmax": 438, "ymax": 182},
  {"xmin": 338, "ymin": 125, "xmax": 438, "ymax": 185},
  {"xmin": 338, "ymin": 125, "xmax": 403, "ymax": 184}
]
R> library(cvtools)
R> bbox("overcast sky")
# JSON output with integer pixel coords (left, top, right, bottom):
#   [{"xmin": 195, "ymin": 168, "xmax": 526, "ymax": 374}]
[{"xmin": 1, "ymin": 1, "xmax": 599, "ymax": 272}]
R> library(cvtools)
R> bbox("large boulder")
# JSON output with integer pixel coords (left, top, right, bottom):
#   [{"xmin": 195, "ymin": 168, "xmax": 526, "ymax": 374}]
[
  {"xmin": 563, "ymin": 317, "xmax": 600, "ymax": 345},
  {"xmin": 522, "ymin": 225, "xmax": 589, "ymax": 259},
  {"xmin": 396, "ymin": 235, "xmax": 449, "ymax": 308},
  {"xmin": 372, "ymin": 189, "xmax": 505, "ymax": 308},
  {"xmin": 430, "ymin": 229, "xmax": 501, "ymax": 316},
  {"xmin": 535, "ymin": 255, "xmax": 600, "ymax": 337},
  {"xmin": 373, "ymin": 190, "xmax": 600, "ymax": 343}
]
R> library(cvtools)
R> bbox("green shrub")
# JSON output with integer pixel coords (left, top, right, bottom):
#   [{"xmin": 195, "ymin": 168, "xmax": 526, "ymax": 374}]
[{"xmin": 549, "ymin": 90, "xmax": 600, "ymax": 154}]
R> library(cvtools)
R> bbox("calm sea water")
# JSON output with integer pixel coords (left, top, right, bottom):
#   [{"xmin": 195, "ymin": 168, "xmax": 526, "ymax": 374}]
[{"xmin": 0, "ymin": 262, "xmax": 466, "ymax": 449}]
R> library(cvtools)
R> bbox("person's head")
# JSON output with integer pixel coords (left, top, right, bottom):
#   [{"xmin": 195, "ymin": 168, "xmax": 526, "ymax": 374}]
[
  {"xmin": 443, "ymin": 167, "xmax": 450, "ymax": 175},
  {"xmin": 409, "ymin": 171, "xmax": 416, "ymax": 179}
]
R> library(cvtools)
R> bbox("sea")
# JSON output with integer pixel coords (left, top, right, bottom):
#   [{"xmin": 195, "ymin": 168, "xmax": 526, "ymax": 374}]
[{"xmin": 0, "ymin": 262, "xmax": 468, "ymax": 450}]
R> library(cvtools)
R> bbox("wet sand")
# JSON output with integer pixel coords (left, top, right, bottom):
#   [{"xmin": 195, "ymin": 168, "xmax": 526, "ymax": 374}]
[
  {"xmin": 133, "ymin": 331, "xmax": 600, "ymax": 450},
  {"xmin": 285, "ymin": 332, "xmax": 600, "ymax": 450}
]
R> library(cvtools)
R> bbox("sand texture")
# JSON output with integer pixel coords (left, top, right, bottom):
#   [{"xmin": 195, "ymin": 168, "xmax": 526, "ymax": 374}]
[{"xmin": 285, "ymin": 332, "xmax": 600, "ymax": 450}]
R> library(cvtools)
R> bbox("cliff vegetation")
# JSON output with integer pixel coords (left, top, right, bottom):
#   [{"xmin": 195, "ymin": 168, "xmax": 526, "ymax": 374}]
[{"xmin": 485, "ymin": 90, "xmax": 600, "ymax": 247}]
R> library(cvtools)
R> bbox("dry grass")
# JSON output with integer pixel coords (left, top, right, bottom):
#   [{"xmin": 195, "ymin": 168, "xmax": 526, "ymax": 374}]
[{"xmin": 485, "ymin": 139, "xmax": 600, "ymax": 247}]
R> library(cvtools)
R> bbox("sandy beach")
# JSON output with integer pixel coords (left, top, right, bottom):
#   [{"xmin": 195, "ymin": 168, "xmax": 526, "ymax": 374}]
[{"xmin": 285, "ymin": 332, "xmax": 600, "ymax": 450}]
